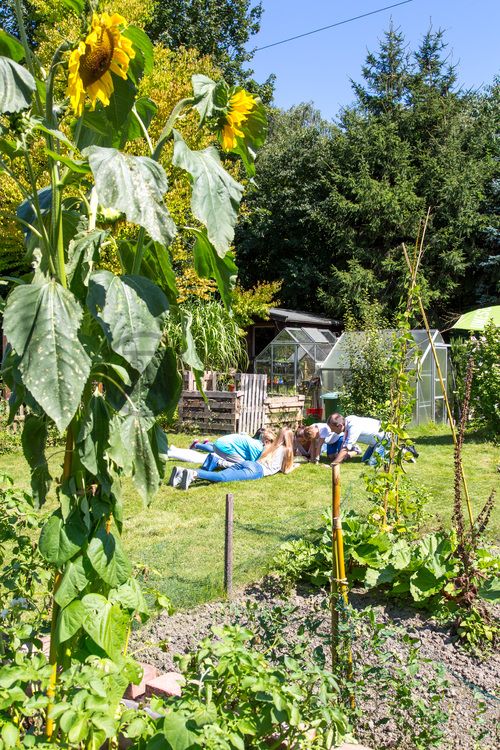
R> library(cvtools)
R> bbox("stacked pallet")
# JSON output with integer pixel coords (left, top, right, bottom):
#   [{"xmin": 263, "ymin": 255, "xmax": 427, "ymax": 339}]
[
  {"xmin": 178, "ymin": 390, "xmax": 241, "ymax": 433},
  {"xmin": 264, "ymin": 395, "xmax": 305, "ymax": 430}
]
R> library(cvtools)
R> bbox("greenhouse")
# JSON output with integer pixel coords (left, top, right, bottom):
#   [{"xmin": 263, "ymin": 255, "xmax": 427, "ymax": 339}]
[
  {"xmin": 319, "ymin": 329, "xmax": 451, "ymax": 424},
  {"xmin": 254, "ymin": 327, "xmax": 337, "ymax": 393}
]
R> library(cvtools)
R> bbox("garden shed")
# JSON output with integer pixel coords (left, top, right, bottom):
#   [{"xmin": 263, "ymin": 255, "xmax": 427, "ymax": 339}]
[
  {"xmin": 319, "ymin": 329, "xmax": 451, "ymax": 425},
  {"xmin": 254, "ymin": 327, "xmax": 337, "ymax": 393}
]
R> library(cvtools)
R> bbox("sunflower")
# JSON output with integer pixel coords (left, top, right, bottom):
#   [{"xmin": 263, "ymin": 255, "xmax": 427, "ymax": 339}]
[
  {"xmin": 220, "ymin": 89, "xmax": 256, "ymax": 151},
  {"xmin": 67, "ymin": 12, "xmax": 135, "ymax": 116}
]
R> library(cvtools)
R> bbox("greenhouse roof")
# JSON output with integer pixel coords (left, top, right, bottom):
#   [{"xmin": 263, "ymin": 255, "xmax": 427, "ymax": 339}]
[
  {"xmin": 320, "ymin": 329, "xmax": 445, "ymax": 370},
  {"xmin": 255, "ymin": 327, "xmax": 336, "ymax": 364}
]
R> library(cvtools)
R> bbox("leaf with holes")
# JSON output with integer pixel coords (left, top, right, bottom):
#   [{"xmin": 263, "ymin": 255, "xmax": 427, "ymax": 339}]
[
  {"xmin": 3, "ymin": 281, "xmax": 90, "ymax": 431},
  {"xmin": 87, "ymin": 271, "xmax": 168, "ymax": 374},
  {"xmin": 86, "ymin": 146, "xmax": 176, "ymax": 246}
]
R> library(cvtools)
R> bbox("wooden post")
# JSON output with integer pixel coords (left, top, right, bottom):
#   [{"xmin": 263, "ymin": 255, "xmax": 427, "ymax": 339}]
[{"xmin": 224, "ymin": 493, "xmax": 234, "ymax": 598}]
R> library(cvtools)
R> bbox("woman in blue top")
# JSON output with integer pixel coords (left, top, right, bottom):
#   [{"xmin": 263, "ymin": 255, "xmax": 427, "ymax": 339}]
[
  {"xmin": 190, "ymin": 429, "xmax": 275, "ymax": 463},
  {"xmin": 168, "ymin": 428, "xmax": 295, "ymax": 490}
]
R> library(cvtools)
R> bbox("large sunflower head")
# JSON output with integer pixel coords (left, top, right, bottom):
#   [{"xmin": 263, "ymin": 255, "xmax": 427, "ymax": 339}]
[
  {"xmin": 220, "ymin": 89, "xmax": 257, "ymax": 151},
  {"xmin": 67, "ymin": 12, "xmax": 135, "ymax": 116}
]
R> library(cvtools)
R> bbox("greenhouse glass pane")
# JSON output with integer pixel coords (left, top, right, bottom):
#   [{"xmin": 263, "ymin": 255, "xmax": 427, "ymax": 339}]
[{"xmin": 435, "ymin": 398, "xmax": 445, "ymax": 423}]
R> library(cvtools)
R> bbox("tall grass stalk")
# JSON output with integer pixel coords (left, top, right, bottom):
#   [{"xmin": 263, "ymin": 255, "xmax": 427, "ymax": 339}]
[{"xmin": 165, "ymin": 300, "xmax": 248, "ymax": 374}]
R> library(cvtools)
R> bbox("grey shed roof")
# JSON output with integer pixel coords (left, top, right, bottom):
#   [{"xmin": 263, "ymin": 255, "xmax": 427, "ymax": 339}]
[{"xmin": 269, "ymin": 308, "xmax": 338, "ymax": 326}]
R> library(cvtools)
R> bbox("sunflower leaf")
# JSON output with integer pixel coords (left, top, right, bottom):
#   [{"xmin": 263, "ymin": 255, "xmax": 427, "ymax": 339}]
[
  {"xmin": 85, "ymin": 146, "xmax": 177, "ymax": 246},
  {"xmin": 192, "ymin": 74, "xmax": 228, "ymax": 124},
  {"xmin": 59, "ymin": 0, "xmax": 85, "ymax": 14},
  {"xmin": 191, "ymin": 227, "xmax": 237, "ymax": 309},
  {"xmin": 172, "ymin": 129, "xmax": 243, "ymax": 256},
  {"xmin": 0, "ymin": 30, "xmax": 25, "ymax": 63},
  {"xmin": 123, "ymin": 26, "xmax": 154, "ymax": 84},
  {"xmin": 0, "ymin": 56, "xmax": 36, "ymax": 114},
  {"xmin": 2, "ymin": 281, "xmax": 91, "ymax": 431}
]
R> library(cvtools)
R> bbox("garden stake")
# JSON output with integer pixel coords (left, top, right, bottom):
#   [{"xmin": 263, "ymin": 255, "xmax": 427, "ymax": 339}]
[
  {"xmin": 402, "ymin": 244, "xmax": 474, "ymax": 531},
  {"xmin": 330, "ymin": 465, "xmax": 354, "ymax": 706},
  {"xmin": 224, "ymin": 493, "xmax": 234, "ymax": 598}
]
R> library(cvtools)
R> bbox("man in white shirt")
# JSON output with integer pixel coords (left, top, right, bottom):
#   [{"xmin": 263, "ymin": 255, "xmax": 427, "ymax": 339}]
[{"xmin": 328, "ymin": 413, "xmax": 388, "ymax": 466}]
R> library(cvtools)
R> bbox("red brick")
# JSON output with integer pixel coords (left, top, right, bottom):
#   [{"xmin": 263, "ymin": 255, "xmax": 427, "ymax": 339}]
[
  {"xmin": 124, "ymin": 663, "xmax": 158, "ymax": 700},
  {"xmin": 145, "ymin": 672, "xmax": 185, "ymax": 699}
]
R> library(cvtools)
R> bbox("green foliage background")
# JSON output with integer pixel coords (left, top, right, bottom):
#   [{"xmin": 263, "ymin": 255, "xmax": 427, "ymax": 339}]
[{"xmin": 236, "ymin": 27, "xmax": 500, "ymax": 324}]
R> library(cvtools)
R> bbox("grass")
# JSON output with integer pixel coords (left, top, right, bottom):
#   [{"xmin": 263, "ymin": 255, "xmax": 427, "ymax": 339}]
[{"xmin": 1, "ymin": 424, "xmax": 498, "ymax": 610}]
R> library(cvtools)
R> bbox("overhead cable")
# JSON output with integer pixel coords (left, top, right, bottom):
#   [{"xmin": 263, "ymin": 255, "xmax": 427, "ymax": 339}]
[{"xmin": 254, "ymin": 0, "xmax": 414, "ymax": 52}]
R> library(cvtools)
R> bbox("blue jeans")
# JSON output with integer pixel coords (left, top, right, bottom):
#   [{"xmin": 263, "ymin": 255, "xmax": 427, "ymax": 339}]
[
  {"xmin": 325, "ymin": 434, "xmax": 344, "ymax": 457},
  {"xmin": 362, "ymin": 436, "xmax": 390, "ymax": 466},
  {"xmin": 196, "ymin": 461, "xmax": 264, "ymax": 483}
]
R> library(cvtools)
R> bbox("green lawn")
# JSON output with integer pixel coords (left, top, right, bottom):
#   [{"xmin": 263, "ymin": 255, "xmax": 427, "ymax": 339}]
[{"xmin": 1, "ymin": 424, "xmax": 498, "ymax": 609}]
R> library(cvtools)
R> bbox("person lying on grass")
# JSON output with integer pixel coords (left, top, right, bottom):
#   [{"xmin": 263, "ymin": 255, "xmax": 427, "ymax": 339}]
[
  {"xmin": 328, "ymin": 413, "xmax": 418, "ymax": 466},
  {"xmin": 294, "ymin": 424, "xmax": 344, "ymax": 463},
  {"xmin": 187, "ymin": 429, "xmax": 276, "ymax": 470},
  {"xmin": 168, "ymin": 428, "xmax": 296, "ymax": 490}
]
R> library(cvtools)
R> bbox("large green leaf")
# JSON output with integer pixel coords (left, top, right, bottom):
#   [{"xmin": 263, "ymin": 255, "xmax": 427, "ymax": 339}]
[
  {"xmin": 179, "ymin": 311, "xmax": 203, "ymax": 372},
  {"xmin": 54, "ymin": 555, "xmax": 91, "ymax": 609},
  {"xmin": 192, "ymin": 74, "xmax": 228, "ymax": 123},
  {"xmin": 107, "ymin": 345, "xmax": 181, "ymax": 419},
  {"xmin": 80, "ymin": 593, "xmax": 130, "ymax": 660},
  {"xmin": 192, "ymin": 227, "xmax": 237, "ymax": 309},
  {"xmin": 172, "ymin": 130, "xmax": 243, "ymax": 256},
  {"xmin": 0, "ymin": 31, "xmax": 24, "ymax": 63},
  {"xmin": 123, "ymin": 26, "xmax": 154, "ymax": 84},
  {"xmin": 87, "ymin": 271, "xmax": 168, "ymax": 374},
  {"xmin": 161, "ymin": 713, "xmax": 202, "ymax": 750},
  {"xmin": 66, "ymin": 230, "xmax": 108, "ymax": 299},
  {"xmin": 409, "ymin": 567, "xmax": 443, "ymax": 602},
  {"xmin": 106, "ymin": 75, "xmax": 137, "ymax": 130},
  {"xmin": 86, "ymin": 526, "xmax": 131, "ymax": 587},
  {"xmin": 2, "ymin": 281, "xmax": 91, "ymax": 431},
  {"xmin": 76, "ymin": 391, "xmax": 113, "ymax": 491},
  {"xmin": 56, "ymin": 600, "xmax": 86, "ymax": 644},
  {"xmin": 21, "ymin": 414, "xmax": 51, "ymax": 508},
  {"xmin": 39, "ymin": 511, "xmax": 87, "ymax": 566},
  {"xmin": 107, "ymin": 414, "xmax": 161, "ymax": 504},
  {"xmin": 86, "ymin": 146, "xmax": 176, "ymax": 246},
  {"xmin": 0, "ymin": 56, "xmax": 35, "ymax": 113},
  {"xmin": 119, "ymin": 97, "xmax": 158, "ymax": 147},
  {"xmin": 109, "ymin": 579, "xmax": 148, "ymax": 615}
]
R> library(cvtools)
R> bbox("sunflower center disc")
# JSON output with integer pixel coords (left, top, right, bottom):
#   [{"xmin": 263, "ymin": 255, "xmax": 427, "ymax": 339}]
[{"xmin": 79, "ymin": 28, "xmax": 115, "ymax": 87}]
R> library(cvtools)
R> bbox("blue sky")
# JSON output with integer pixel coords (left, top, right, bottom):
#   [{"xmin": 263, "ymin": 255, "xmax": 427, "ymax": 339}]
[{"xmin": 248, "ymin": 0, "xmax": 500, "ymax": 120}]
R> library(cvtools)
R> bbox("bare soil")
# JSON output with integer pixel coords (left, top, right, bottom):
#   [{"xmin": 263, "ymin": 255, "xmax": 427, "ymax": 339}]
[{"xmin": 131, "ymin": 581, "xmax": 499, "ymax": 750}]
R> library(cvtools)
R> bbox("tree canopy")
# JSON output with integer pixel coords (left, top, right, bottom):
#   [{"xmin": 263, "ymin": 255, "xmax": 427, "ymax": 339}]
[
  {"xmin": 146, "ymin": 0, "xmax": 274, "ymax": 100},
  {"xmin": 236, "ymin": 27, "xmax": 499, "ymax": 324}
]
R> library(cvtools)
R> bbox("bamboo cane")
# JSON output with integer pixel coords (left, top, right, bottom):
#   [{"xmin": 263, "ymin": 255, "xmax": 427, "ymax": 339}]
[
  {"xmin": 402, "ymin": 245, "xmax": 475, "ymax": 531},
  {"xmin": 331, "ymin": 465, "xmax": 354, "ymax": 706}
]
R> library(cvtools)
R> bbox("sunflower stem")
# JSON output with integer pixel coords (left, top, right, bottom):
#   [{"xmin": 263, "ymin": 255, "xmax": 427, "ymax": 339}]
[
  {"xmin": 131, "ymin": 105, "xmax": 154, "ymax": 155},
  {"xmin": 46, "ymin": 43, "xmax": 72, "ymax": 128},
  {"xmin": 152, "ymin": 97, "xmax": 194, "ymax": 161},
  {"xmin": 131, "ymin": 227, "xmax": 146, "ymax": 275}
]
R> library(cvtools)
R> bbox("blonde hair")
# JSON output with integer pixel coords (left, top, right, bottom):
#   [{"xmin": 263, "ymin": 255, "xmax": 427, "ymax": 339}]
[
  {"xmin": 259, "ymin": 427, "xmax": 295, "ymax": 474},
  {"xmin": 261, "ymin": 428, "xmax": 276, "ymax": 444}
]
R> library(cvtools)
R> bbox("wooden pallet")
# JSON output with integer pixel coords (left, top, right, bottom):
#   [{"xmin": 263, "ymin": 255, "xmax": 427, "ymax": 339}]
[
  {"xmin": 264, "ymin": 395, "xmax": 305, "ymax": 430},
  {"xmin": 178, "ymin": 390, "xmax": 241, "ymax": 433}
]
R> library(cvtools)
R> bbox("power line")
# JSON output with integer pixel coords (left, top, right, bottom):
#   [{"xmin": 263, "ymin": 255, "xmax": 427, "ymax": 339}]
[{"xmin": 254, "ymin": 0, "xmax": 414, "ymax": 52}]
